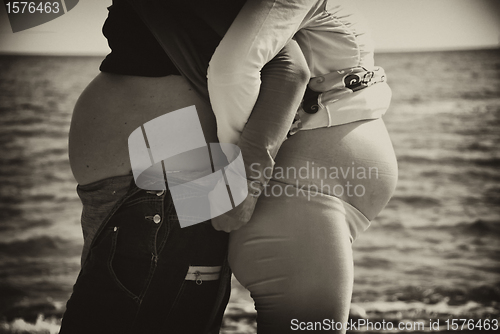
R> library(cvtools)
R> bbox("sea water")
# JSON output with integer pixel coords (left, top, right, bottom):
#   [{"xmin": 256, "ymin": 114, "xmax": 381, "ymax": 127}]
[{"xmin": 0, "ymin": 49, "xmax": 499, "ymax": 332}]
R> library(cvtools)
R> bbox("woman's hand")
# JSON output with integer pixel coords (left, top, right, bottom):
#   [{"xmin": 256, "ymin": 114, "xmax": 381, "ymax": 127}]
[
  {"xmin": 211, "ymin": 213, "xmax": 247, "ymax": 233},
  {"xmin": 211, "ymin": 192, "xmax": 259, "ymax": 232}
]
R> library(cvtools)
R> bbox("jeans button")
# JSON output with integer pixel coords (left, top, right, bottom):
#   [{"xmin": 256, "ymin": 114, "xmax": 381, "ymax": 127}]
[{"xmin": 153, "ymin": 214, "xmax": 161, "ymax": 224}]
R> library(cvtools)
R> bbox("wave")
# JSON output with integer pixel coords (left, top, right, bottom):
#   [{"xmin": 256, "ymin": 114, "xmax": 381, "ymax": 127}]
[
  {"xmin": 0, "ymin": 315, "xmax": 61, "ymax": 334},
  {"xmin": 397, "ymin": 155, "xmax": 500, "ymax": 168},
  {"xmin": 355, "ymin": 256, "xmax": 393, "ymax": 269},
  {"xmin": 0, "ymin": 128, "xmax": 68, "ymax": 140},
  {"xmin": 469, "ymin": 157, "xmax": 500, "ymax": 168},
  {"xmin": 389, "ymin": 195, "xmax": 441, "ymax": 207},
  {"xmin": 459, "ymin": 90, "xmax": 500, "ymax": 100},
  {"xmin": 459, "ymin": 219, "xmax": 500, "ymax": 235},
  {"xmin": 387, "ymin": 284, "xmax": 500, "ymax": 306},
  {"xmin": 0, "ymin": 219, "xmax": 52, "ymax": 233},
  {"xmin": 357, "ymin": 300, "xmax": 499, "ymax": 324},
  {"xmin": 412, "ymin": 219, "xmax": 500, "ymax": 236},
  {"xmin": 467, "ymin": 141, "xmax": 499, "ymax": 152},
  {"xmin": 351, "ymin": 282, "xmax": 500, "ymax": 320},
  {"xmin": 455, "ymin": 169, "xmax": 500, "ymax": 182},
  {"xmin": 0, "ymin": 236, "xmax": 80, "ymax": 258}
]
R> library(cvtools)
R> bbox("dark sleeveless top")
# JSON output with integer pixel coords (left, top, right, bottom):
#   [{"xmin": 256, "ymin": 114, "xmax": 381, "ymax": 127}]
[
  {"xmin": 99, "ymin": 0, "xmax": 245, "ymax": 84},
  {"xmin": 99, "ymin": 0, "xmax": 180, "ymax": 77}
]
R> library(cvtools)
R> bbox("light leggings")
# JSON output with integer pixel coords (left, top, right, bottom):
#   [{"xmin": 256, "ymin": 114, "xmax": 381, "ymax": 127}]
[{"xmin": 229, "ymin": 119, "xmax": 398, "ymax": 333}]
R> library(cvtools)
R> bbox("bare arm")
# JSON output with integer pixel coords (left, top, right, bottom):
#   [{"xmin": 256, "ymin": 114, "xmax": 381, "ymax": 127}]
[{"xmin": 211, "ymin": 39, "xmax": 310, "ymax": 232}]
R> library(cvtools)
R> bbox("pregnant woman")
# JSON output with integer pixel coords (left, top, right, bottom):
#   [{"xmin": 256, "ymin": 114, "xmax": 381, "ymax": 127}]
[{"xmin": 206, "ymin": 0, "xmax": 398, "ymax": 332}]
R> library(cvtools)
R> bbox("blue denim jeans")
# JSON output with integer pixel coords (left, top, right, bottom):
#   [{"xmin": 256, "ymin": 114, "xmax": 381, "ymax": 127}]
[{"xmin": 60, "ymin": 175, "xmax": 231, "ymax": 334}]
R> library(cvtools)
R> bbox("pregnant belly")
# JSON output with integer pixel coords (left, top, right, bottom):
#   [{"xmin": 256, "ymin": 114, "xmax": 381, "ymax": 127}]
[
  {"xmin": 273, "ymin": 119, "xmax": 398, "ymax": 220},
  {"xmin": 69, "ymin": 73, "xmax": 217, "ymax": 185}
]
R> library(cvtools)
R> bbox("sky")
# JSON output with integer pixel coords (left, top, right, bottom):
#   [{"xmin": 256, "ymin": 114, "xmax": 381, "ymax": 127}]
[{"xmin": 0, "ymin": 0, "xmax": 499, "ymax": 55}]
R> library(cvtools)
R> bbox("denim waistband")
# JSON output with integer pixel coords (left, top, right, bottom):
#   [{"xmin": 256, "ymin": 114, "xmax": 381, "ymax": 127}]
[
  {"xmin": 77, "ymin": 174, "xmax": 138, "ymax": 265},
  {"xmin": 76, "ymin": 171, "xmax": 227, "ymax": 265}
]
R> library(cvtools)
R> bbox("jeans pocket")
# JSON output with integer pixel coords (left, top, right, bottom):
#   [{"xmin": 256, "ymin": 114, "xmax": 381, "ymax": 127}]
[
  {"xmin": 92, "ymin": 225, "xmax": 116, "ymax": 247},
  {"xmin": 107, "ymin": 226, "xmax": 156, "ymax": 301}
]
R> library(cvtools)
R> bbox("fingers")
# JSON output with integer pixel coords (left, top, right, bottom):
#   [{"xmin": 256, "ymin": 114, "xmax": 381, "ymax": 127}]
[{"xmin": 211, "ymin": 214, "xmax": 247, "ymax": 233}]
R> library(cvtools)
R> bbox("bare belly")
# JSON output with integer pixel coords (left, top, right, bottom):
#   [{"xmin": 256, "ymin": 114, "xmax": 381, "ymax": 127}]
[
  {"xmin": 276, "ymin": 119, "xmax": 398, "ymax": 220},
  {"xmin": 69, "ymin": 73, "xmax": 217, "ymax": 185}
]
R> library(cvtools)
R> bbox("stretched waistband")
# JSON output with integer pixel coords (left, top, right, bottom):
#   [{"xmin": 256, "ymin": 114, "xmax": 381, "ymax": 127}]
[{"xmin": 262, "ymin": 180, "xmax": 371, "ymax": 242}]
